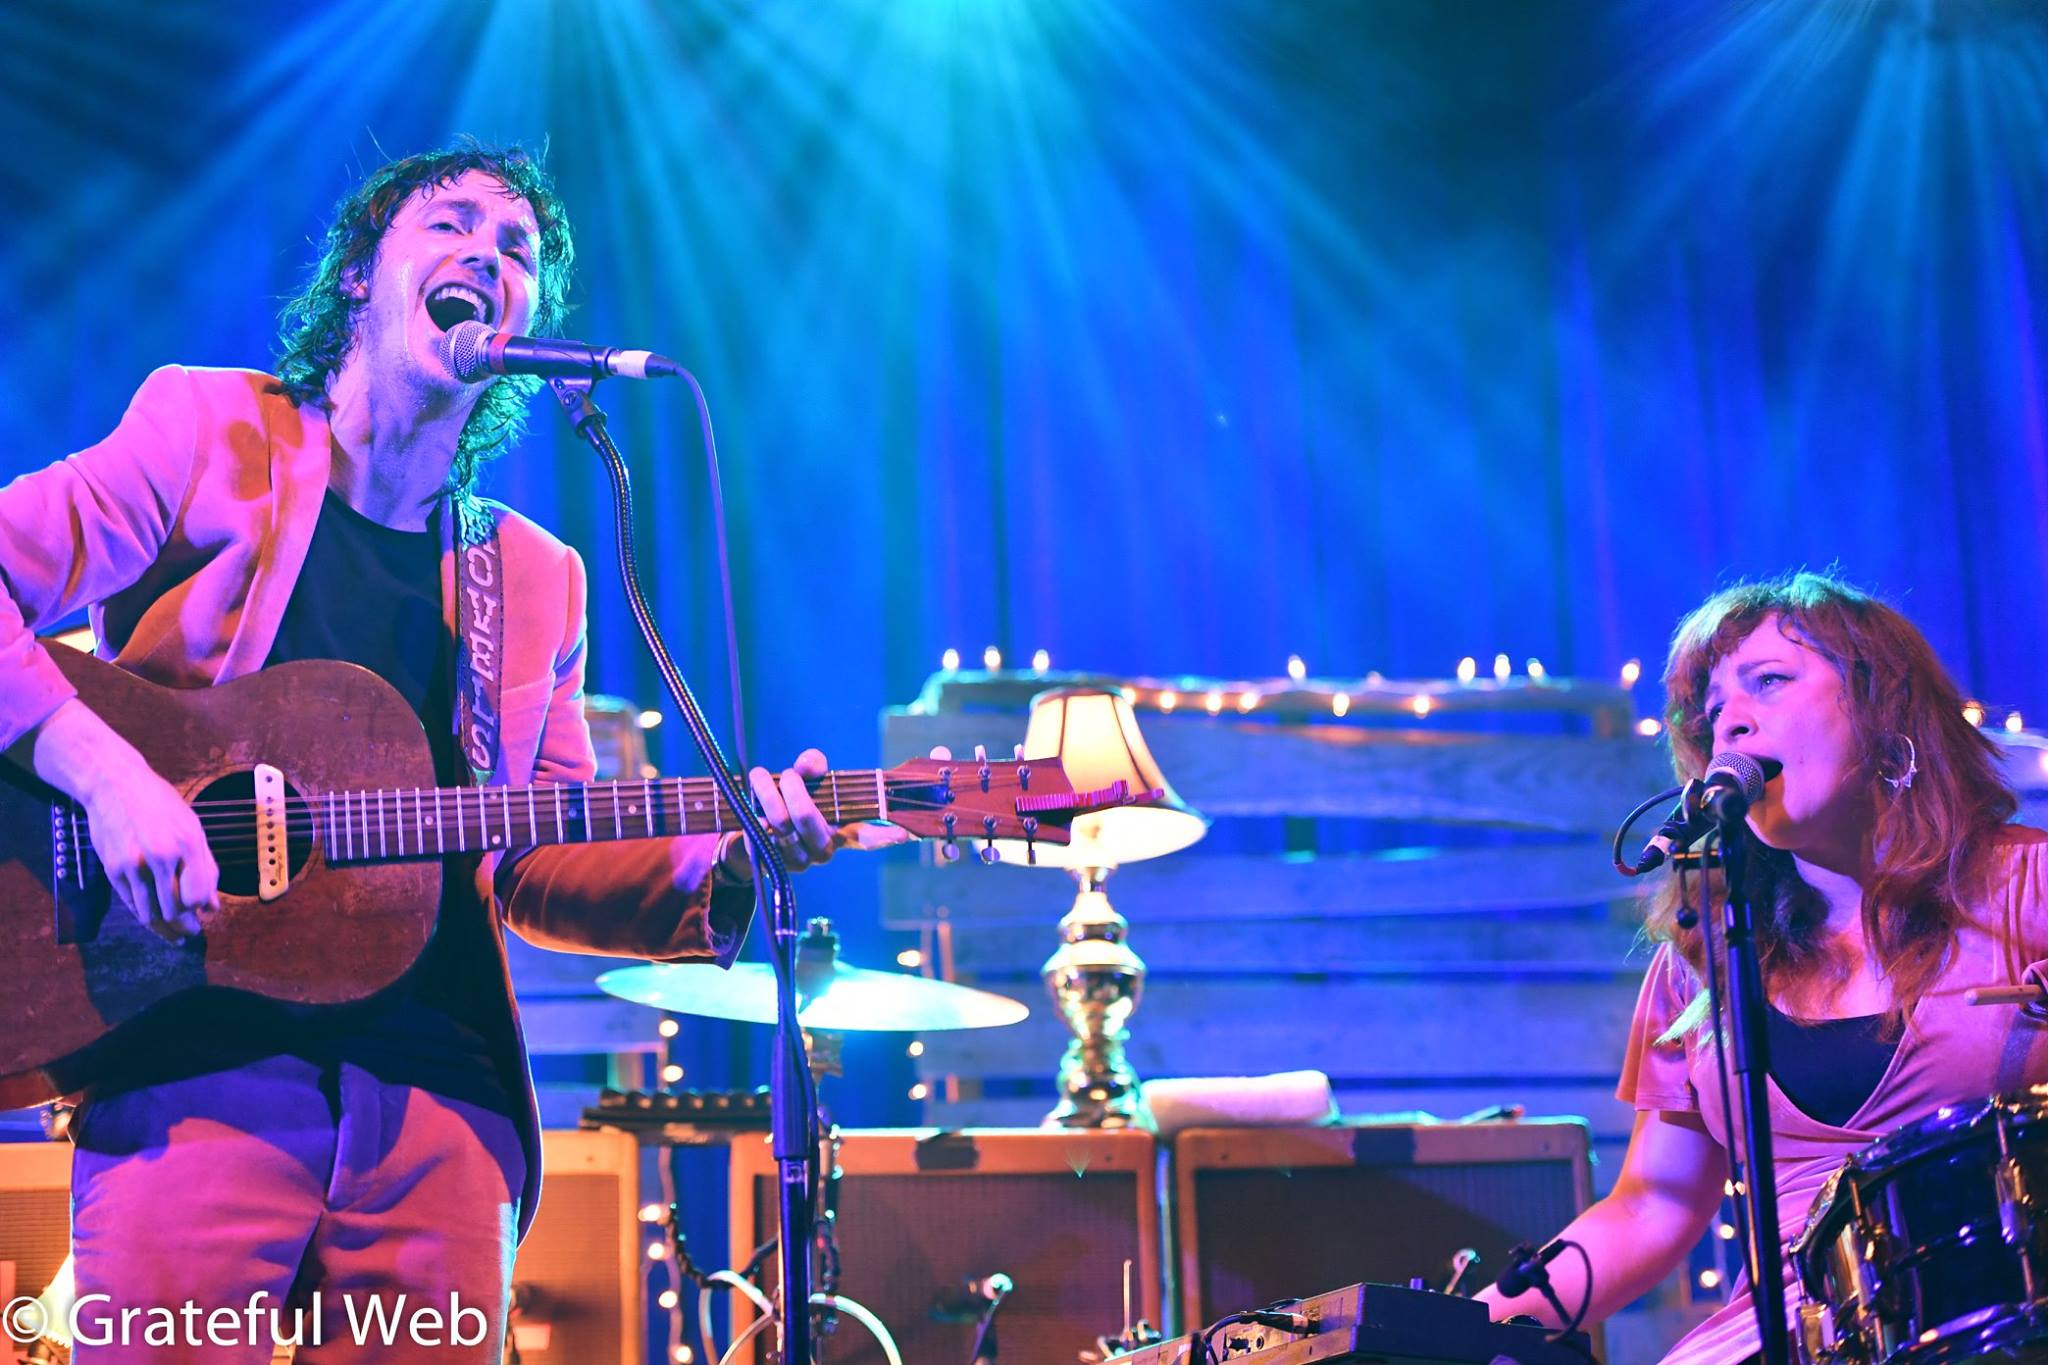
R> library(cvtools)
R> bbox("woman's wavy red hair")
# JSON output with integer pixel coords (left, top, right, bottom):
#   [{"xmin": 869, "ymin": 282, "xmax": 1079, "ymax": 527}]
[{"xmin": 1652, "ymin": 571, "xmax": 2015, "ymax": 1033}]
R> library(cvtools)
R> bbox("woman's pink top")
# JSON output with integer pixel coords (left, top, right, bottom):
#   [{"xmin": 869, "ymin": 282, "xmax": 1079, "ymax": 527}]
[{"xmin": 1617, "ymin": 826, "xmax": 2048, "ymax": 1364}]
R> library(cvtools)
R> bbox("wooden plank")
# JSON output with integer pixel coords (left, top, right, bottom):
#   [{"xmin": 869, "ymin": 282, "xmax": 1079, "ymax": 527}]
[
  {"xmin": 885, "ymin": 843, "xmax": 1652, "ymax": 926},
  {"xmin": 886, "ymin": 710, "xmax": 1673, "ymax": 830},
  {"xmin": 914, "ymin": 977, "xmax": 1641, "ymax": 1083},
  {"xmin": 519, "ymin": 997, "xmax": 668, "ymax": 1054},
  {"xmin": 899, "ymin": 670, "xmax": 1638, "ymax": 731},
  {"xmin": 936, "ymin": 907, "xmax": 1645, "ymax": 978},
  {"xmin": 929, "ymin": 1081, "xmax": 1633, "ymax": 1133}
]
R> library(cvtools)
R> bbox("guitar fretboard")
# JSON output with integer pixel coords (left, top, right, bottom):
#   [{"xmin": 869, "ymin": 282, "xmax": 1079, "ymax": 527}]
[{"xmin": 318, "ymin": 771, "xmax": 893, "ymax": 862}]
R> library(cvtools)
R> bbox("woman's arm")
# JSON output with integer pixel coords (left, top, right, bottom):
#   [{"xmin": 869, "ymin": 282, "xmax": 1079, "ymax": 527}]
[{"xmin": 1475, "ymin": 1106, "xmax": 1728, "ymax": 1327}]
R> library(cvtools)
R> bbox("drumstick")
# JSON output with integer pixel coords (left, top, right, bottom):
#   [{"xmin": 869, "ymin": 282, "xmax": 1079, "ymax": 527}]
[{"xmin": 1964, "ymin": 983, "xmax": 2047, "ymax": 1006}]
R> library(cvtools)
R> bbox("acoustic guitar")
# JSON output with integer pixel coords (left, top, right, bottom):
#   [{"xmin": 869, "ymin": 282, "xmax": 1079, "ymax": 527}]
[{"xmin": 0, "ymin": 646, "xmax": 1128, "ymax": 1107}]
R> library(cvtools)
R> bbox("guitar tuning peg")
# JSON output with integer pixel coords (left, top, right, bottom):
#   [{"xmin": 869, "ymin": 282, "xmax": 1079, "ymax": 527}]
[
  {"xmin": 940, "ymin": 838, "xmax": 961, "ymax": 863},
  {"xmin": 980, "ymin": 841, "xmax": 1001, "ymax": 865}
]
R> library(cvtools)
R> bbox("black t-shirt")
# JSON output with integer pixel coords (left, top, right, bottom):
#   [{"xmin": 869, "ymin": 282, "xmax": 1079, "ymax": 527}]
[
  {"xmin": 1765, "ymin": 1003, "xmax": 1899, "ymax": 1128},
  {"xmin": 63, "ymin": 491, "xmax": 514, "ymax": 1115}
]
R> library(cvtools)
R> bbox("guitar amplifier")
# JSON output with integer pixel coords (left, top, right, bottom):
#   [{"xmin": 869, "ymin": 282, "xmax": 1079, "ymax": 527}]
[
  {"xmin": 0, "ymin": 1132, "xmax": 641, "ymax": 1365},
  {"xmin": 0, "ymin": 1141, "xmax": 70, "ymax": 1359},
  {"xmin": 1110, "ymin": 1281, "xmax": 1591, "ymax": 1364},
  {"xmin": 508, "ymin": 1129, "xmax": 644, "ymax": 1365},
  {"xmin": 729, "ymin": 1128, "xmax": 1161, "ymax": 1365},
  {"xmin": 1172, "ymin": 1122, "xmax": 1593, "ymax": 1337}
]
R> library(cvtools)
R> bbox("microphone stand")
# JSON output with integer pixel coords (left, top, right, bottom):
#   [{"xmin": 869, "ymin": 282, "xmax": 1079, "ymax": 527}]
[
  {"xmin": 1712, "ymin": 817, "xmax": 1789, "ymax": 1365},
  {"xmin": 547, "ymin": 376, "xmax": 819, "ymax": 1365}
]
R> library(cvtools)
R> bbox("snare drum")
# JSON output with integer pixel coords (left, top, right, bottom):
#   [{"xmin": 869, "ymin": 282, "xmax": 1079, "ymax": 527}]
[{"xmin": 1792, "ymin": 1093, "xmax": 2048, "ymax": 1364}]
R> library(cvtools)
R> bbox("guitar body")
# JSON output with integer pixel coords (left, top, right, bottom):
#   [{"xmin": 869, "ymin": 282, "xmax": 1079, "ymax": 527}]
[{"xmin": 0, "ymin": 648, "xmax": 440, "ymax": 1105}]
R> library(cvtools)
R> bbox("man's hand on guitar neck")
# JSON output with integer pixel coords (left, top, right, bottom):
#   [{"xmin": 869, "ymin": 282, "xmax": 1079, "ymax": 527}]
[
  {"xmin": 28, "ymin": 697, "xmax": 220, "ymax": 942},
  {"xmin": 714, "ymin": 746, "xmax": 954, "ymax": 882}
]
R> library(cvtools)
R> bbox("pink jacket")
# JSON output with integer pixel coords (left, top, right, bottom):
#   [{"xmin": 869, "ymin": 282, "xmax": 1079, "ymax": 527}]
[{"xmin": 0, "ymin": 363, "xmax": 746, "ymax": 1232}]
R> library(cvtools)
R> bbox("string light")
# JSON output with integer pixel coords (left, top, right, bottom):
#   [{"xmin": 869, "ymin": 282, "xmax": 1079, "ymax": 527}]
[
  {"xmin": 1331, "ymin": 694, "xmax": 1351, "ymax": 718},
  {"xmin": 907, "ymin": 1040, "xmax": 925, "ymax": 1058},
  {"xmin": 896, "ymin": 948, "xmax": 924, "ymax": 969},
  {"xmin": 1636, "ymin": 718, "xmax": 1663, "ymax": 737},
  {"xmin": 1410, "ymin": 695, "xmax": 1434, "ymax": 718},
  {"xmin": 1698, "ymin": 1269, "xmax": 1721, "ymax": 1290},
  {"xmin": 1716, "ymin": 1223, "xmax": 1737, "ymax": 1241},
  {"xmin": 1456, "ymin": 656, "xmax": 1477, "ymax": 683},
  {"xmin": 2006, "ymin": 711, "xmax": 2025, "ymax": 734},
  {"xmin": 1525, "ymin": 658, "xmax": 1546, "ymax": 681},
  {"xmin": 658, "ymin": 1290, "xmax": 681, "ymax": 1310},
  {"xmin": 648, "ymin": 1242, "xmax": 669, "ymax": 1261},
  {"xmin": 1286, "ymin": 655, "xmax": 1307, "ymax": 681},
  {"xmin": 1235, "ymin": 693, "xmax": 1258, "ymax": 713},
  {"xmin": 1121, "ymin": 686, "xmax": 1137, "ymax": 702},
  {"xmin": 1493, "ymin": 654, "xmax": 1511, "ymax": 682},
  {"xmin": 909, "ymin": 1082, "xmax": 930, "ymax": 1101},
  {"xmin": 661, "ymin": 1063, "xmax": 685, "ymax": 1085},
  {"xmin": 657, "ymin": 1017, "xmax": 680, "ymax": 1039},
  {"xmin": 941, "ymin": 648, "xmax": 960, "ymax": 671},
  {"xmin": 983, "ymin": 645, "xmax": 1003, "ymax": 670},
  {"xmin": 1031, "ymin": 649, "xmax": 1051, "ymax": 672},
  {"xmin": 1621, "ymin": 659, "xmax": 1642, "ymax": 686},
  {"xmin": 674, "ymin": 1348, "xmax": 694, "ymax": 1364},
  {"xmin": 1158, "ymin": 690, "xmax": 1179, "ymax": 713},
  {"xmin": 1365, "ymin": 671, "xmax": 1385, "ymax": 685},
  {"xmin": 1204, "ymin": 691, "xmax": 1225, "ymax": 715},
  {"xmin": 637, "ymin": 709, "xmax": 663, "ymax": 729},
  {"xmin": 2038, "ymin": 751, "xmax": 2048, "ymax": 777},
  {"xmin": 639, "ymin": 1203, "xmax": 666, "ymax": 1223},
  {"xmin": 1964, "ymin": 701, "xmax": 1986, "ymax": 727}
]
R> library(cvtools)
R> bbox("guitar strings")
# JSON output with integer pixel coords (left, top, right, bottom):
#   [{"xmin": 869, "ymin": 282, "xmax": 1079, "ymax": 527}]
[
  {"xmin": 168, "ymin": 773, "xmax": 1016, "ymax": 814},
  {"xmin": 70, "ymin": 793, "xmax": 1014, "ymax": 863}
]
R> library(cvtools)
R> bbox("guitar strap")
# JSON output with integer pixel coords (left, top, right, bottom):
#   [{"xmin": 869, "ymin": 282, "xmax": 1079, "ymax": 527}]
[{"xmin": 450, "ymin": 494, "xmax": 507, "ymax": 787}]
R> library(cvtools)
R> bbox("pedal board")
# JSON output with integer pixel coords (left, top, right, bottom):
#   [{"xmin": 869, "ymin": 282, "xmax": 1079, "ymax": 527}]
[{"xmin": 1110, "ymin": 1282, "xmax": 1590, "ymax": 1364}]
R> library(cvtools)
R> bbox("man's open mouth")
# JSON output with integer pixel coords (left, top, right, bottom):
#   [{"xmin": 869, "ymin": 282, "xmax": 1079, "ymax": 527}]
[{"xmin": 425, "ymin": 282, "xmax": 495, "ymax": 332}]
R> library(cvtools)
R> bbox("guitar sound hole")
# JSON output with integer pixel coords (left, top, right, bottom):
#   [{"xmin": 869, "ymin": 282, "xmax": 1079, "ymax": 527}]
[{"xmin": 191, "ymin": 770, "xmax": 316, "ymax": 899}]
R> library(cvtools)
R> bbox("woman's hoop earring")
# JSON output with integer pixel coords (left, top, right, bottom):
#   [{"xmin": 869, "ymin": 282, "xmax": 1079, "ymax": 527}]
[{"xmin": 1885, "ymin": 734, "xmax": 1918, "ymax": 794}]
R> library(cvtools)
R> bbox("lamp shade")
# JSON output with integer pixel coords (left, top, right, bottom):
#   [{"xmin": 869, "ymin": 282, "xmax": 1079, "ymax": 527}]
[{"xmin": 992, "ymin": 686, "xmax": 1207, "ymax": 869}]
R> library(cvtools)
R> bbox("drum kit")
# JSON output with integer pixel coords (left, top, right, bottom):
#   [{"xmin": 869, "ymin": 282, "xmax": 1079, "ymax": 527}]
[
  {"xmin": 593, "ymin": 918, "xmax": 1035, "ymax": 1365},
  {"xmin": 1791, "ymin": 1089, "xmax": 2048, "ymax": 1365}
]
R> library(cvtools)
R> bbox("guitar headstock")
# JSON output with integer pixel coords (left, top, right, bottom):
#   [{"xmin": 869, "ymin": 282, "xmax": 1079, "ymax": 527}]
[{"xmin": 881, "ymin": 750, "xmax": 1154, "ymax": 865}]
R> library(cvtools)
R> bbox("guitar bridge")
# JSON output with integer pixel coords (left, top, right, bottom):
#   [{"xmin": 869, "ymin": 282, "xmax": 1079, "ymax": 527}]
[
  {"xmin": 254, "ymin": 763, "xmax": 290, "ymax": 901},
  {"xmin": 51, "ymin": 799, "xmax": 108, "ymax": 945}
]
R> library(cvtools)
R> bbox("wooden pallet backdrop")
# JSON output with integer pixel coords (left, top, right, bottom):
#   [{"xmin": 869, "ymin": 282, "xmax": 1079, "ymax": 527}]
[{"xmin": 873, "ymin": 667, "xmax": 2048, "ymax": 1363}]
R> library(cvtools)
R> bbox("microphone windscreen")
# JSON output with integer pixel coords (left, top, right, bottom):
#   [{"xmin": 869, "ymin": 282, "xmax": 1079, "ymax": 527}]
[
  {"xmin": 1704, "ymin": 751, "xmax": 1767, "ymax": 803},
  {"xmin": 441, "ymin": 321, "xmax": 496, "ymax": 383}
]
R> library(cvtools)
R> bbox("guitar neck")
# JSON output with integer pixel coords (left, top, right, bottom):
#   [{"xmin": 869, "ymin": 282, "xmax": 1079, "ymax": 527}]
[{"xmin": 318, "ymin": 770, "xmax": 893, "ymax": 863}]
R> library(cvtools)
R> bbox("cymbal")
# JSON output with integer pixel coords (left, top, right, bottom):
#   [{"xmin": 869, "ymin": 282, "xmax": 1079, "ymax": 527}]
[{"xmin": 596, "ymin": 961, "xmax": 1030, "ymax": 1032}]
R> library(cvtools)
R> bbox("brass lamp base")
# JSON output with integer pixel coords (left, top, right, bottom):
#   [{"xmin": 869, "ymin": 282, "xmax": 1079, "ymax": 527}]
[{"xmin": 1042, "ymin": 867, "xmax": 1146, "ymax": 1128}]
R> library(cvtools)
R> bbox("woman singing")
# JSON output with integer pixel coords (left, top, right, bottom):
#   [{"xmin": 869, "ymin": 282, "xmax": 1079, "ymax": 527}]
[{"xmin": 1478, "ymin": 571, "xmax": 2048, "ymax": 1364}]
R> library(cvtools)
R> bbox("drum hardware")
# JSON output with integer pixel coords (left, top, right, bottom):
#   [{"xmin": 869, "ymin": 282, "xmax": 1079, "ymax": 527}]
[
  {"xmin": 599, "ymin": 918, "xmax": 1030, "ymax": 1364},
  {"xmin": 1791, "ymin": 1090, "xmax": 2048, "ymax": 1365},
  {"xmin": 596, "ymin": 925, "xmax": 1031, "ymax": 1032}
]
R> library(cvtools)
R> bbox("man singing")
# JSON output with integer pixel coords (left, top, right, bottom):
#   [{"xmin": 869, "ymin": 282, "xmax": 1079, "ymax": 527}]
[{"xmin": 0, "ymin": 143, "xmax": 843, "ymax": 1362}]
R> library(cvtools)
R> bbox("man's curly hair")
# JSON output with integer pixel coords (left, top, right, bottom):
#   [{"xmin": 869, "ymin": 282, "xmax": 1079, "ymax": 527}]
[{"xmin": 276, "ymin": 141, "xmax": 576, "ymax": 496}]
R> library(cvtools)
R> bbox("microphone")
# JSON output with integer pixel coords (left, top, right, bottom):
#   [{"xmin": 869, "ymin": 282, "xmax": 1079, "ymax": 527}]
[
  {"xmin": 439, "ymin": 320, "xmax": 682, "ymax": 384},
  {"xmin": 1495, "ymin": 1240, "xmax": 1566, "ymax": 1299},
  {"xmin": 1625, "ymin": 752, "xmax": 1775, "ymax": 875},
  {"xmin": 931, "ymin": 1274, "xmax": 1014, "ymax": 1321}
]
